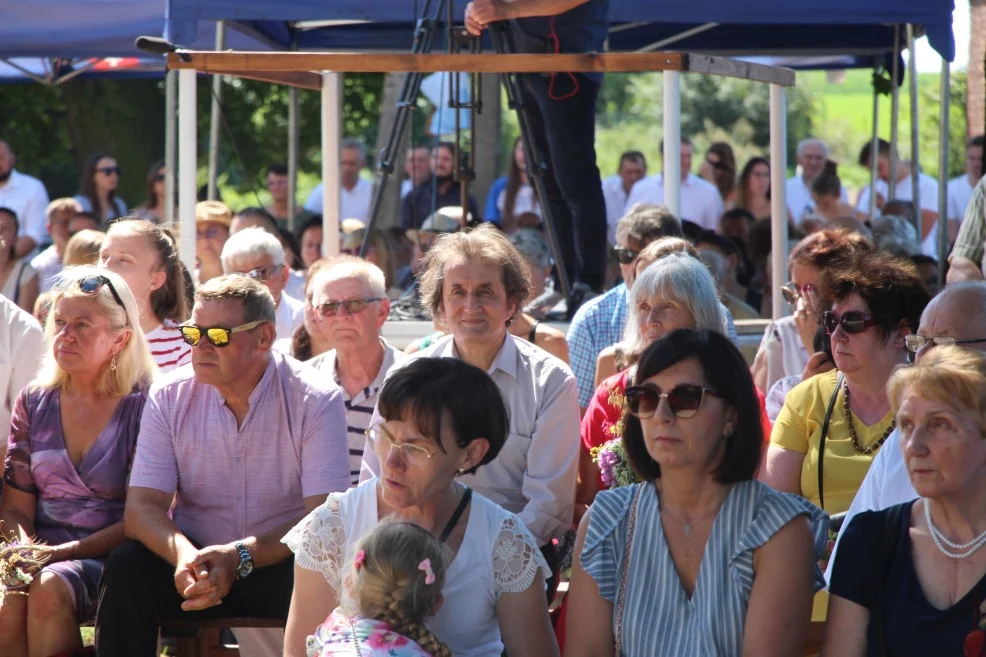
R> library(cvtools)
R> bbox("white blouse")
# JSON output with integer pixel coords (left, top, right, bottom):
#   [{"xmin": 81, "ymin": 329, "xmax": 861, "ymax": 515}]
[{"xmin": 282, "ymin": 479, "xmax": 550, "ymax": 657}]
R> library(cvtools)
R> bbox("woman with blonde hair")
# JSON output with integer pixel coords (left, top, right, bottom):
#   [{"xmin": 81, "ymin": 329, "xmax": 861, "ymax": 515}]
[{"xmin": 0, "ymin": 266, "xmax": 156, "ymax": 657}]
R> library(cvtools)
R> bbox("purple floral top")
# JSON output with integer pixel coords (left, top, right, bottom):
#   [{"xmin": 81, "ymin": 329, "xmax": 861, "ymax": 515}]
[
  {"xmin": 3, "ymin": 386, "xmax": 146, "ymax": 545},
  {"xmin": 307, "ymin": 610, "xmax": 433, "ymax": 657}
]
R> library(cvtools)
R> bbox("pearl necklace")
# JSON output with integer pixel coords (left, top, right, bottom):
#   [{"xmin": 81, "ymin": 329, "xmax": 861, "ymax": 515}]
[{"xmin": 923, "ymin": 499, "xmax": 986, "ymax": 559}]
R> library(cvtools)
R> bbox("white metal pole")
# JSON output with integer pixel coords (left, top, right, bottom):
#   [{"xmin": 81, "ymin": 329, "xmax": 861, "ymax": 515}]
[
  {"xmin": 868, "ymin": 88, "xmax": 880, "ymax": 220},
  {"xmin": 287, "ymin": 85, "xmax": 299, "ymax": 231},
  {"xmin": 907, "ymin": 24, "xmax": 921, "ymax": 236},
  {"xmin": 663, "ymin": 71, "xmax": 681, "ymax": 216},
  {"xmin": 178, "ymin": 69, "xmax": 198, "ymax": 274},
  {"xmin": 321, "ymin": 71, "xmax": 341, "ymax": 257},
  {"xmin": 206, "ymin": 21, "xmax": 225, "ymax": 201},
  {"xmin": 164, "ymin": 70, "xmax": 177, "ymax": 226},
  {"xmin": 769, "ymin": 84, "xmax": 788, "ymax": 321},
  {"xmin": 888, "ymin": 25, "xmax": 900, "ymax": 200},
  {"xmin": 938, "ymin": 59, "xmax": 950, "ymax": 283}
]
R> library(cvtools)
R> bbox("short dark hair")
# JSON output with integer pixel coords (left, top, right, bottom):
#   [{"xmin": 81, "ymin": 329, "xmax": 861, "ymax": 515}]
[
  {"xmin": 435, "ymin": 141, "xmax": 455, "ymax": 157},
  {"xmin": 910, "ymin": 254, "xmax": 938, "ymax": 268},
  {"xmin": 615, "ymin": 203, "xmax": 683, "ymax": 246},
  {"xmin": 267, "ymin": 164, "xmax": 288, "ymax": 177},
  {"xmin": 295, "ymin": 215, "xmax": 323, "ymax": 245},
  {"xmin": 969, "ymin": 136, "xmax": 984, "ymax": 150},
  {"xmin": 235, "ymin": 207, "xmax": 279, "ymax": 233},
  {"xmin": 721, "ymin": 208, "xmax": 756, "ymax": 226},
  {"xmin": 623, "ymin": 329, "xmax": 763, "ymax": 483},
  {"xmin": 858, "ymin": 138, "xmax": 894, "ymax": 167},
  {"xmin": 0, "ymin": 206, "xmax": 18, "ymax": 229},
  {"xmin": 377, "ymin": 358, "xmax": 508, "ymax": 474},
  {"xmin": 823, "ymin": 249, "xmax": 930, "ymax": 337},
  {"xmin": 619, "ymin": 151, "xmax": 647, "ymax": 168}
]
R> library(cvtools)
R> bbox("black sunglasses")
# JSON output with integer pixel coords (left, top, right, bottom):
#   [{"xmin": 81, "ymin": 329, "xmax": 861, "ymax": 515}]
[
  {"xmin": 98, "ymin": 166, "xmax": 121, "ymax": 176},
  {"xmin": 613, "ymin": 246, "xmax": 639, "ymax": 265},
  {"xmin": 823, "ymin": 310, "xmax": 878, "ymax": 335},
  {"xmin": 625, "ymin": 384, "xmax": 719, "ymax": 419},
  {"xmin": 79, "ymin": 275, "xmax": 128, "ymax": 325},
  {"xmin": 178, "ymin": 321, "xmax": 265, "ymax": 348}
]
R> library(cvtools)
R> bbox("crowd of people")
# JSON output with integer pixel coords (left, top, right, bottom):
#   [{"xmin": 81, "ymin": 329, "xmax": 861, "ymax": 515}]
[{"xmin": 1, "ymin": 101, "xmax": 986, "ymax": 657}]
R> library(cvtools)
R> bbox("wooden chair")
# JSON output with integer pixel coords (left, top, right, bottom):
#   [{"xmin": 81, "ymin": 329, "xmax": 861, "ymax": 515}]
[{"xmin": 161, "ymin": 618, "xmax": 285, "ymax": 657}]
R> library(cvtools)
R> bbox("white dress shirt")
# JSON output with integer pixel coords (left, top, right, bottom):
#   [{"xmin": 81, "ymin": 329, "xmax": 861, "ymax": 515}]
[
  {"xmin": 360, "ymin": 332, "xmax": 580, "ymax": 546},
  {"xmin": 602, "ymin": 174, "xmax": 630, "ymax": 244},
  {"xmin": 30, "ymin": 245, "xmax": 62, "ymax": 293},
  {"xmin": 0, "ymin": 170, "xmax": 50, "ymax": 246},
  {"xmin": 824, "ymin": 427, "xmax": 916, "ymax": 586},
  {"xmin": 785, "ymin": 175, "xmax": 848, "ymax": 225},
  {"xmin": 304, "ymin": 177, "xmax": 374, "ymax": 222},
  {"xmin": 856, "ymin": 172, "xmax": 940, "ymax": 257},
  {"xmin": 400, "ymin": 179, "xmax": 413, "ymax": 200},
  {"xmin": 0, "ymin": 296, "xmax": 46, "ymax": 440},
  {"xmin": 626, "ymin": 173, "xmax": 724, "ymax": 231},
  {"xmin": 274, "ymin": 291, "xmax": 305, "ymax": 345},
  {"xmin": 947, "ymin": 175, "xmax": 975, "ymax": 223}
]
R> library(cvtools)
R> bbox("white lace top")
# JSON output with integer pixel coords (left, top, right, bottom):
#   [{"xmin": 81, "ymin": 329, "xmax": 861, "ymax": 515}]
[{"xmin": 282, "ymin": 479, "xmax": 551, "ymax": 657}]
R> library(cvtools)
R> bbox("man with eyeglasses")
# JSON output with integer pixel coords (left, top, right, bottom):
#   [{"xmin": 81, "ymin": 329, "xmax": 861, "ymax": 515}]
[
  {"xmin": 96, "ymin": 275, "xmax": 350, "ymax": 656},
  {"xmin": 825, "ymin": 281, "xmax": 986, "ymax": 585},
  {"xmin": 221, "ymin": 226, "xmax": 304, "ymax": 346},
  {"xmin": 307, "ymin": 257, "xmax": 402, "ymax": 486}
]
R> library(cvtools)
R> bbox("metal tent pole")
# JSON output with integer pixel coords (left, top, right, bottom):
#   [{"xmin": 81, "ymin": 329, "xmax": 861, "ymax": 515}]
[
  {"xmin": 888, "ymin": 25, "xmax": 901, "ymax": 200},
  {"xmin": 938, "ymin": 59, "xmax": 950, "ymax": 286},
  {"xmin": 206, "ymin": 21, "xmax": 226, "ymax": 201},
  {"xmin": 165, "ymin": 70, "xmax": 177, "ymax": 225},
  {"xmin": 663, "ymin": 71, "xmax": 681, "ymax": 216},
  {"xmin": 288, "ymin": 85, "xmax": 300, "ymax": 230},
  {"xmin": 321, "ymin": 71, "xmax": 342, "ymax": 257},
  {"xmin": 868, "ymin": 85, "xmax": 880, "ymax": 220},
  {"xmin": 907, "ymin": 24, "xmax": 921, "ymax": 236},
  {"xmin": 770, "ymin": 84, "xmax": 788, "ymax": 320},
  {"xmin": 178, "ymin": 69, "xmax": 198, "ymax": 272}
]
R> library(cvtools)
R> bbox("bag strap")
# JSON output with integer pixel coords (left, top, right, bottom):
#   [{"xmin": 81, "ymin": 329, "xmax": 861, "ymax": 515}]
[
  {"xmin": 439, "ymin": 487, "xmax": 472, "ymax": 543},
  {"xmin": 614, "ymin": 485, "xmax": 644, "ymax": 656},
  {"xmin": 875, "ymin": 503, "xmax": 906, "ymax": 657},
  {"xmin": 816, "ymin": 373, "xmax": 844, "ymax": 512}
]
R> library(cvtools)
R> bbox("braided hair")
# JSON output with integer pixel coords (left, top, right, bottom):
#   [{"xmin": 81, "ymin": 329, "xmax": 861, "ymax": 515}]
[{"xmin": 346, "ymin": 521, "xmax": 452, "ymax": 657}]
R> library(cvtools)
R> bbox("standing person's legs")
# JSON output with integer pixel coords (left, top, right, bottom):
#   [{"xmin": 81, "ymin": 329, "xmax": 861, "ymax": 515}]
[
  {"xmin": 96, "ymin": 540, "xmax": 294, "ymax": 657},
  {"xmin": 526, "ymin": 74, "xmax": 608, "ymax": 292}
]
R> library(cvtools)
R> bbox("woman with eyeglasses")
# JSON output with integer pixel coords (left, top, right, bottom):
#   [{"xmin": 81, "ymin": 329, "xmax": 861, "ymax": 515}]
[
  {"xmin": 751, "ymin": 229, "xmax": 872, "ymax": 395},
  {"xmin": 567, "ymin": 329, "xmax": 827, "ymax": 657},
  {"xmin": 0, "ymin": 266, "xmax": 156, "ymax": 657},
  {"xmin": 74, "ymin": 153, "xmax": 128, "ymax": 226},
  {"xmin": 0, "ymin": 207, "xmax": 40, "ymax": 313},
  {"xmin": 99, "ymin": 219, "xmax": 191, "ymax": 373},
  {"xmin": 133, "ymin": 160, "xmax": 167, "ymax": 224},
  {"xmin": 282, "ymin": 357, "xmax": 559, "ymax": 657},
  {"xmin": 698, "ymin": 142, "xmax": 737, "ymax": 206}
]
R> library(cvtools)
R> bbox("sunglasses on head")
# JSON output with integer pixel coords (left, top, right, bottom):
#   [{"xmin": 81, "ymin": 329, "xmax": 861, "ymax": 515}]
[
  {"xmin": 98, "ymin": 167, "xmax": 121, "ymax": 176},
  {"xmin": 823, "ymin": 310, "xmax": 878, "ymax": 335},
  {"xmin": 78, "ymin": 275, "xmax": 128, "ymax": 325},
  {"xmin": 178, "ymin": 321, "xmax": 265, "ymax": 348},
  {"xmin": 613, "ymin": 246, "xmax": 639, "ymax": 265},
  {"xmin": 625, "ymin": 383, "xmax": 719, "ymax": 419}
]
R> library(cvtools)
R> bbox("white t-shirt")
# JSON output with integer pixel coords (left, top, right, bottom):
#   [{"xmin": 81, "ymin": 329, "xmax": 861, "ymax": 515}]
[
  {"xmin": 754, "ymin": 315, "xmax": 810, "ymax": 396},
  {"xmin": 602, "ymin": 174, "xmax": 629, "ymax": 244},
  {"xmin": 856, "ymin": 172, "xmax": 940, "ymax": 257},
  {"xmin": 400, "ymin": 179, "xmax": 413, "ymax": 200},
  {"xmin": 785, "ymin": 175, "xmax": 848, "ymax": 225},
  {"xmin": 145, "ymin": 320, "xmax": 192, "ymax": 374},
  {"xmin": 824, "ymin": 427, "xmax": 916, "ymax": 586},
  {"xmin": 282, "ymin": 480, "xmax": 551, "ymax": 657},
  {"xmin": 0, "ymin": 170, "xmax": 50, "ymax": 246},
  {"xmin": 0, "ymin": 296, "xmax": 46, "ymax": 434},
  {"xmin": 29, "ymin": 245, "xmax": 62, "ymax": 293},
  {"xmin": 496, "ymin": 184, "xmax": 540, "ymax": 221},
  {"xmin": 947, "ymin": 175, "xmax": 975, "ymax": 223},
  {"xmin": 274, "ymin": 291, "xmax": 305, "ymax": 344},
  {"xmin": 626, "ymin": 173, "xmax": 725, "ymax": 231},
  {"xmin": 304, "ymin": 178, "xmax": 374, "ymax": 222}
]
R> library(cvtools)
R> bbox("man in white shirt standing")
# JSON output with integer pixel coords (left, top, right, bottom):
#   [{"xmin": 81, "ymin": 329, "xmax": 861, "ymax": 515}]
[
  {"xmin": 856, "ymin": 138, "xmax": 940, "ymax": 257},
  {"xmin": 303, "ymin": 138, "xmax": 374, "ymax": 222},
  {"xmin": 601, "ymin": 151, "xmax": 647, "ymax": 244},
  {"xmin": 0, "ymin": 140, "xmax": 50, "ymax": 258},
  {"xmin": 785, "ymin": 138, "xmax": 848, "ymax": 225},
  {"xmin": 221, "ymin": 227, "xmax": 304, "ymax": 345},
  {"xmin": 0, "ymin": 295, "xmax": 46, "ymax": 460},
  {"xmin": 826, "ymin": 281, "xmax": 986, "ymax": 584},
  {"xmin": 29, "ymin": 198, "xmax": 81, "ymax": 293},
  {"xmin": 626, "ymin": 136, "xmax": 724, "ymax": 231},
  {"xmin": 947, "ymin": 135, "xmax": 983, "ymax": 237}
]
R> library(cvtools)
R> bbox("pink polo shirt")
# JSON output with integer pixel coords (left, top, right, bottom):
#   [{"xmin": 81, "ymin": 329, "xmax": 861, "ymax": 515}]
[{"xmin": 129, "ymin": 351, "xmax": 350, "ymax": 547}]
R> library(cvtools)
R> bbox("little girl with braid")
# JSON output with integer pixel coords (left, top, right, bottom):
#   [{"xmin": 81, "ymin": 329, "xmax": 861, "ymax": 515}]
[{"xmin": 306, "ymin": 521, "xmax": 453, "ymax": 657}]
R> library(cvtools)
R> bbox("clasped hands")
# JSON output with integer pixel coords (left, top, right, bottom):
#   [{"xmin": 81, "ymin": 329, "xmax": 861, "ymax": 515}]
[
  {"xmin": 174, "ymin": 543, "xmax": 240, "ymax": 611},
  {"xmin": 464, "ymin": 0, "xmax": 510, "ymax": 36}
]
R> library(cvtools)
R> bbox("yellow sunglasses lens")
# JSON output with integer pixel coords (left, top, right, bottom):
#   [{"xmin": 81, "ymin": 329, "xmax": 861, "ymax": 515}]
[
  {"xmin": 180, "ymin": 327, "xmax": 201, "ymax": 345},
  {"xmin": 206, "ymin": 328, "xmax": 231, "ymax": 346}
]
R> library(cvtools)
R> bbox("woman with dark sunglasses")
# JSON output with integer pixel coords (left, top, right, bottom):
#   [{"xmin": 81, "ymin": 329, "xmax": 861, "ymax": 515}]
[
  {"xmin": 73, "ymin": 153, "xmax": 128, "ymax": 226},
  {"xmin": 0, "ymin": 266, "xmax": 156, "ymax": 656},
  {"xmin": 132, "ymin": 160, "xmax": 167, "ymax": 224},
  {"xmin": 567, "ymin": 329, "xmax": 827, "ymax": 657},
  {"xmin": 697, "ymin": 142, "xmax": 737, "ymax": 205},
  {"xmin": 763, "ymin": 249, "xmax": 929, "ymax": 633}
]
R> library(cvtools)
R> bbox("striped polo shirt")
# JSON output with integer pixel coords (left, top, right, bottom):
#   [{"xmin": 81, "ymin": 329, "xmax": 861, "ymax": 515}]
[
  {"xmin": 308, "ymin": 340, "xmax": 404, "ymax": 486},
  {"xmin": 145, "ymin": 319, "xmax": 192, "ymax": 374}
]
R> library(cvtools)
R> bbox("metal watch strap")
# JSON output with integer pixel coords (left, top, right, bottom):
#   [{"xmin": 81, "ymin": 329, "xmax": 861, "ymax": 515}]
[{"xmin": 234, "ymin": 541, "xmax": 252, "ymax": 579}]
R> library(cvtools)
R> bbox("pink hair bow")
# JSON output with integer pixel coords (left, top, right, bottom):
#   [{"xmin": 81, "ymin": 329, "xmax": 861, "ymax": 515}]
[
  {"xmin": 418, "ymin": 559, "xmax": 436, "ymax": 585},
  {"xmin": 354, "ymin": 549, "xmax": 366, "ymax": 570}
]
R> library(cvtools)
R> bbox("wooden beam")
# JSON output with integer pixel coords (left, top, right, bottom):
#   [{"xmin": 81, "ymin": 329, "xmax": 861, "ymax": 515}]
[
  {"xmin": 682, "ymin": 54, "xmax": 796, "ymax": 87},
  {"xmin": 222, "ymin": 70, "xmax": 323, "ymax": 90}
]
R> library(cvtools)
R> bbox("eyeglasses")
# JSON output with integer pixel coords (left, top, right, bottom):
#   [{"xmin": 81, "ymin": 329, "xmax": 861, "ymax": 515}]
[
  {"xmin": 625, "ymin": 384, "xmax": 720, "ymax": 419},
  {"xmin": 97, "ymin": 167, "xmax": 121, "ymax": 176},
  {"xmin": 614, "ymin": 246, "xmax": 640, "ymax": 265},
  {"xmin": 240, "ymin": 265, "xmax": 283, "ymax": 281},
  {"xmin": 781, "ymin": 282, "xmax": 817, "ymax": 306},
  {"xmin": 78, "ymin": 275, "xmax": 128, "ymax": 325},
  {"xmin": 153, "ymin": 173, "xmax": 165, "ymax": 182},
  {"xmin": 196, "ymin": 226, "xmax": 225, "ymax": 240},
  {"xmin": 823, "ymin": 310, "xmax": 879, "ymax": 335},
  {"xmin": 904, "ymin": 335, "xmax": 986, "ymax": 353},
  {"xmin": 178, "ymin": 320, "xmax": 265, "ymax": 347},
  {"xmin": 315, "ymin": 298, "xmax": 381, "ymax": 318},
  {"xmin": 366, "ymin": 425, "xmax": 438, "ymax": 466}
]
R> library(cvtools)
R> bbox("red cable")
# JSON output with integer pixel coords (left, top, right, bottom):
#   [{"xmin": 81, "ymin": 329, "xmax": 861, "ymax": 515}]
[{"xmin": 547, "ymin": 16, "xmax": 580, "ymax": 101}]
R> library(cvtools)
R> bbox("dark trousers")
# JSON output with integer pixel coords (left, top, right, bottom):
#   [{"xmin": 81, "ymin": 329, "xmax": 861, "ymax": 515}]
[
  {"xmin": 540, "ymin": 542, "xmax": 559, "ymax": 604},
  {"xmin": 518, "ymin": 72, "xmax": 608, "ymax": 291},
  {"xmin": 95, "ymin": 540, "xmax": 293, "ymax": 657}
]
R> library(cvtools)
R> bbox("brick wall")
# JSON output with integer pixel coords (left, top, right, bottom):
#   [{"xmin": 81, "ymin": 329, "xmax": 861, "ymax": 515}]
[{"xmin": 970, "ymin": 0, "xmax": 986, "ymax": 136}]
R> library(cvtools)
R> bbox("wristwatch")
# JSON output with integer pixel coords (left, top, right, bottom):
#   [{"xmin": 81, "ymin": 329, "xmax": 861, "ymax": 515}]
[{"xmin": 234, "ymin": 542, "xmax": 254, "ymax": 580}]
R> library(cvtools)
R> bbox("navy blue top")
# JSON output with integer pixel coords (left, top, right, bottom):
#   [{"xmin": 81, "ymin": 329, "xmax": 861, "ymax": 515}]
[
  {"xmin": 830, "ymin": 502, "xmax": 986, "ymax": 657},
  {"xmin": 509, "ymin": 0, "xmax": 609, "ymax": 83}
]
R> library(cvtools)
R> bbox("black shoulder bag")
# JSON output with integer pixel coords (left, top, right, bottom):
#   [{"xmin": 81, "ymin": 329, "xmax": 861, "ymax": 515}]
[{"xmin": 816, "ymin": 373, "xmax": 844, "ymax": 512}]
